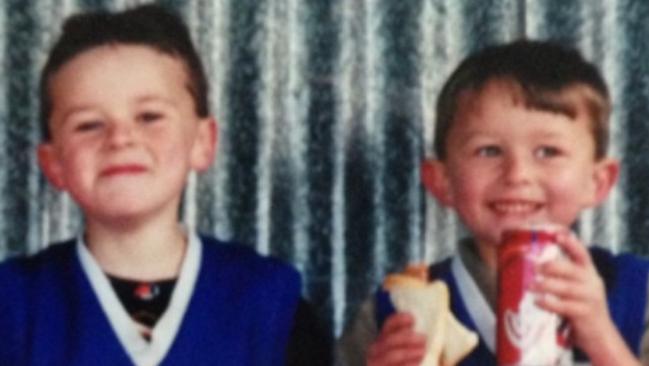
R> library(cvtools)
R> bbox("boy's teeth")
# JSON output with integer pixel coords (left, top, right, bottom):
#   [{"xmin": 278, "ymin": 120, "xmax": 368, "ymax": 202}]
[{"xmin": 493, "ymin": 202, "xmax": 537, "ymax": 213}]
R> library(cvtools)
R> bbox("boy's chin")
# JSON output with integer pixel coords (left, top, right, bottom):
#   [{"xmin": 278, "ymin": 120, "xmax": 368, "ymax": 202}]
[
  {"xmin": 86, "ymin": 204, "xmax": 169, "ymax": 228},
  {"xmin": 471, "ymin": 230, "xmax": 505, "ymax": 248}
]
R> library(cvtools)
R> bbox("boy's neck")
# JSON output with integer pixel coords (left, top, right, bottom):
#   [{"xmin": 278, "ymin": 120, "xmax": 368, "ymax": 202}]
[
  {"xmin": 474, "ymin": 240, "xmax": 498, "ymax": 272},
  {"xmin": 84, "ymin": 217, "xmax": 188, "ymax": 281},
  {"xmin": 458, "ymin": 238, "xmax": 497, "ymax": 310}
]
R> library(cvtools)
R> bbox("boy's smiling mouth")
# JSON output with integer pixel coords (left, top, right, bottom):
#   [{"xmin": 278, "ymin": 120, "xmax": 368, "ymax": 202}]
[
  {"xmin": 100, "ymin": 164, "xmax": 148, "ymax": 177},
  {"xmin": 489, "ymin": 200, "xmax": 542, "ymax": 215}
]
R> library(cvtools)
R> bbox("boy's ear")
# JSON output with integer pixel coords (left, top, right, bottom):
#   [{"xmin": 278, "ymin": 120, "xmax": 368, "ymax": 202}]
[
  {"xmin": 588, "ymin": 157, "xmax": 620, "ymax": 207},
  {"xmin": 190, "ymin": 117, "xmax": 217, "ymax": 172},
  {"xmin": 421, "ymin": 159, "xmax": 454, "ymax": 207},
  {"xmin": 37, "ymin": 144, "xmax": 66, "ymax": 190}
]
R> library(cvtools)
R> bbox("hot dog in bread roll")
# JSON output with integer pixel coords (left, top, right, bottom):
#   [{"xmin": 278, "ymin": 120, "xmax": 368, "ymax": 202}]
[{"xmin": 383, "ymin": 265, "xmax": 478, "ymax": 366}]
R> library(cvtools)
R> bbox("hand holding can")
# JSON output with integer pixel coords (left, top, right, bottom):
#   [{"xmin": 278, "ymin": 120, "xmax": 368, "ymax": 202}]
[{"xmin": 496, "ymin": 229, "xmax": 572, "ymax": 366}]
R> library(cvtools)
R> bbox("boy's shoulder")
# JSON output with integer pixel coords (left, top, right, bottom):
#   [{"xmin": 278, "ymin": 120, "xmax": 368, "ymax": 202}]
[
  {"xmin": 587, "ymin": 246, "xmax": 649, "ymax": 355},
  {"xmin": 0, "ymin": 240, "xmax": 78, "ymax": 330},
  {"xmin": 590, "ymin": 245, "xmax": 649, "ymax": 262},
  {"xmin": 0, "ymin": 239, "xmax": 77, "ymax": 279},
  {"xmin": 198, "ymin": 234, "xmax": 301, "ymax": 285},
  {"xmin": 0, "ymin": 236, "xmax": 301, "ymax": 281},
  {"xmin": 589, "ymin": 245, "xmax": 649, "ymax": 287}
]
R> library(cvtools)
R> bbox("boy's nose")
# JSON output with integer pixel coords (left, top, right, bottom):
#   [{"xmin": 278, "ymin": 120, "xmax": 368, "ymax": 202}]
[
  {"xmin": 105, "ymin": 122, "xmax": 136, "ymax": 148},
  {"xmin": 502, "ymin": 154, "xmax": 532, "ymax": 185}
]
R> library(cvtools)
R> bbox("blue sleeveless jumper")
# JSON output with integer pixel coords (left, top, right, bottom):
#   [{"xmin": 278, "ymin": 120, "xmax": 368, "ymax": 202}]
[
  {"xmin": 376, "ymin": 247, "xmax": 649, "ymax": 365},
  {"xmin": 0, "ymin": 236, "xmax": 301, "ymax": 365}
]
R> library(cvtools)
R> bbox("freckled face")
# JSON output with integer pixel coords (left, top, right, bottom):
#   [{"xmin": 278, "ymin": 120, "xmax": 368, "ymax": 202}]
[
  {"xmin": 38, "ymin": 45, "xmax": 214, "ymax": 225},
  {"xmin": 435, "ymin": 81, "xmax": 611, "ymax": 248}
]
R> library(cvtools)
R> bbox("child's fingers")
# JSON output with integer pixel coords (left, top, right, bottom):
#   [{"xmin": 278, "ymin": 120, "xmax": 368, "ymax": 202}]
[
  {"xmin": 379, "ymin": 312, "xmax": 416, "ymax": 336},
  {"xmin": 367, "ymin": 340, "xmax": 426, "ymax": 366},
  {"xmin": 533, "ymin": 272, "xmax": 589, "ymax": 302},
  {"xmin": 367, "ymin": 312, "xmax": 427, "ymax": 366},
  {"xmin": 535, "ymin": 285, "xmax": 607, "ymax": 328},
  {"xmin": 534, "ymin": 290, "xmax": 590, "ymax": 317},
  {"xmin": 537, "ymin": 257, "xmax": 584, "ymax": 282},
  {"xmin": 535, "ymin": 259, "xmax": 603, "ymax": 297},
  {"xmin": 553, "ymin": 230, "xmax": 592, "ymax": 266},
  {"xmin": 375, "ymin": 324, "xmax": 426, "ymax": 350},
  {"xmin": 533, "ymin": 260, "xmax": 607, "ymax": 323}
]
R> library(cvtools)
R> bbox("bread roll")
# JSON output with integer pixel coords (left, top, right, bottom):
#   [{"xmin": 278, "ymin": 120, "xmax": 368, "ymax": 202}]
[
  {"xmin": 383, "ymin": 266, "xmax": 478, "ymax": 366},
  {"xmin": 441, "ymin": 309, "xmax": 478, "ymax": 366}
]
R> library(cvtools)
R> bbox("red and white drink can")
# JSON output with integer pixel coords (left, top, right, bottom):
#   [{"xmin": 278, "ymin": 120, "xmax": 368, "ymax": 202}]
[{"xmin": 496, "ymin": 229, "xmax": 571, "ymax": 366}]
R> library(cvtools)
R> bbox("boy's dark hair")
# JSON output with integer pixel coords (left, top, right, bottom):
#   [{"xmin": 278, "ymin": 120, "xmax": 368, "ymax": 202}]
[
  {"xmin": 434, "ymin": 40, "xmax": 610, "ymax": 160},
  {"xmin": 39, "ymin": 4, "xmax": 209, "ymax": 140}
]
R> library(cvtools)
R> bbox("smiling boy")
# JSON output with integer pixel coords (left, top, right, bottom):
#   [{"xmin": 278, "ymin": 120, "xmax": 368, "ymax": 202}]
[
  {"xmin": 0, "ymin": 5, "xmax": 321, "ymax": 365},
  {"xmin": 337, "ymin": 40, "xmax": 649, "ymax": 366},
  {"xmin": 41, "ymin": 43, "xmax": 213, "ymax": 275},
  {"xmin": 430, "ymin": 78, "xmax": 616, "ymax": 270}
]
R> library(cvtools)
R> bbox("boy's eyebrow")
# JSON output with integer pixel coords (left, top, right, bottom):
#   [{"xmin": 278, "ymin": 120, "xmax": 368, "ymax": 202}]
[
  {"xmin": 57, "ymin": 104, "xmax": 99, "ymax": 123},
  {"xmin": 58, "ymin": 94, "xmax": 178, "ymax": 121},
  {"xmin": 134, "ymin": 94, "xmax": 178, "ymax": 107},
  {"xmin": 450, "ymin": 131, "xmax": 496, "ymax": 149},
  {"xmin": 452, "ymin": 129, "xmax": 496, "ymax": 141},
  {"xmin": 456, "ymin": 127, "xmax": 569, "ymax": 147}
]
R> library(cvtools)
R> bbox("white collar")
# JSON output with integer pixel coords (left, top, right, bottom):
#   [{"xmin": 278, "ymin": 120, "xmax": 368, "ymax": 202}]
[
  {"xmin": 76, "ymin": 230, "xmax": 202, "ymax": 366},
  {"xmin": 451, "ymin": 254, "xmax": 496, "ymax": 352}
]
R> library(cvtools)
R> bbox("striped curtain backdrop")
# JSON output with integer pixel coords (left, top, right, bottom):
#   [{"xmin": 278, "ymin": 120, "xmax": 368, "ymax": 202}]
[{"xmin": 2, "ymin": 0, "xmax": 649, "ymax": 338}]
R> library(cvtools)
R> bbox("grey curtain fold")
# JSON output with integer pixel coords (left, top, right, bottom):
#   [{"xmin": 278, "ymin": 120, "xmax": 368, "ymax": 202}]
[{"xmin": 2, "ymin": 0, "xmax": 648, "ymax": 337}]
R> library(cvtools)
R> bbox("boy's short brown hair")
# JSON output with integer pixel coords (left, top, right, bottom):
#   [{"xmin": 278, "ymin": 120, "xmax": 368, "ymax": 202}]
[
  {"xmin": 434, "ymin": 40, "xmax": 610, "ymax": 160},
  {"xmin": 39, "ymin": 4, "xmax": 209, "ymax": 141}
]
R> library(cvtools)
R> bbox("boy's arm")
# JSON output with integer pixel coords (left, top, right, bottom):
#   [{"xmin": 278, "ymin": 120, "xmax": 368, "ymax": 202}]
[
  {"xmin": 336, "ymin": 297, "xmax": 426, "ymax": 366},
  {"xmin": 335, "ymin": 298, "xmax": 380, "ymax": 366},
  {"xmin": 366, "ymin": 312, "xmax": 426, "ymax": 366},
  {"xmin": 285, "ymin": 298, "xmax": 333, "ymax": 366},
  {"xmin": 581, "ymin": 325, "xmax": 640, "ymax": 366}
]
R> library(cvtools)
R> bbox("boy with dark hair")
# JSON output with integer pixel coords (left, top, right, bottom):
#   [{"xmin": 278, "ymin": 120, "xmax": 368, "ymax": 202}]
[
  {"xmin": 337, "ymin": 40, "xmax": 649, "ymax": 365},
  {"xmin": 0, "ymin": 4, "xmax": 329, "ymax": 365}
]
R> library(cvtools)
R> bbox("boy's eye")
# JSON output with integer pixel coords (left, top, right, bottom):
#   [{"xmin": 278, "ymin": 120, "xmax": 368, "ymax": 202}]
[
  {"xmin": 74, "ymin": 120, "xmax": 104, "ymax": 133},
  {"xmin": 137, "ymin": 112, "xmax": 164, "ymax": 123},
  {"xmin": 535, "ymin": 146, "xmax": 561, "ymax": 158},
  {"xmin": 476, "ymin": 145, "xmax": 502, "ymax": 157}
]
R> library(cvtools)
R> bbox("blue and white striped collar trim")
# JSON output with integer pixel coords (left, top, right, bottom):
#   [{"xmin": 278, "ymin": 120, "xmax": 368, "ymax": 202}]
[
  {"xmin": 76, "ymin": 228, "xmax": 202, "ymax": 366},
  {"xmin": 450, "ymin": 254, "xmax": 496, "ymax": 352}
]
